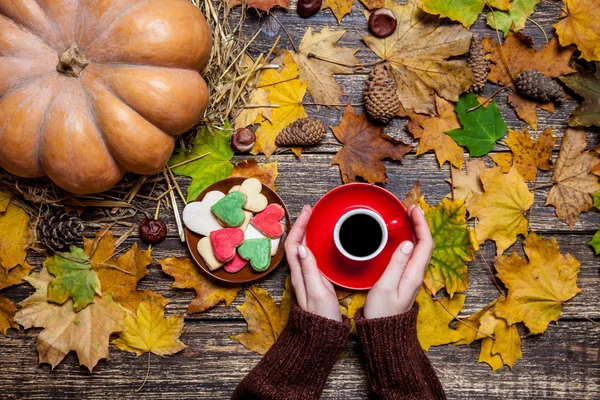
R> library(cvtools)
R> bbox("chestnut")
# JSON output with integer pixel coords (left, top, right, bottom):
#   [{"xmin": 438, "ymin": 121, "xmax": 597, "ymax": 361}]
[
  {"xmin": 139, "ymin": 218, "xmax": 167, "ymax": 245},
  {"xmin": 231, "ymin": 128, "xmax": 256, "ymax": 153},
  {"xmin": 297, "ymin": 0, "xmax": 322, "ymax": 18},
  {"xmin": 368, "ymin": 8, "xmax": 397, "ymax": 39}
]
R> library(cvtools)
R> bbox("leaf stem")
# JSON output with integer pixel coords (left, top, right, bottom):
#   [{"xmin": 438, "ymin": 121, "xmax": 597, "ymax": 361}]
[
  {"xmin": 527, "ymin": 17, "xmax": 549, "ymax": 43},
  {"xmin": 269, "ymin": 12, "xmax": 297, "ymax": 53},
  {"xmin": 486, "ymin": 3, "xmax": 515, "ymax": 82},
  {"xmin": 136, "ymin": 352, "xmax": 151, "ymax": 392},
  {"xmin": 466, "ymin": 87, "xmax": 508, "ymax": 112}
]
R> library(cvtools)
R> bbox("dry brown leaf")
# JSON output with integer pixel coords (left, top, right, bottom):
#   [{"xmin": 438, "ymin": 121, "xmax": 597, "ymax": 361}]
[
  {"xmin": 403, "ymin": 181, "xmax": 421, "ymax": 209},
  {"xmin": 230, "ymin": 159, "xmax": 278, "ymax": 190},
  {"xmin": 546, "ymin": 128, "xmax": 600, "ymax": 229},
  {"xmin": 0, "ymin": 295, "xmax": 18, "ymax": 335},
  {"xmin": 447, "ymin": 159, "xmax": 486, "ymax": 201},
  {"xmin": 331, "ymin": 104, "xmax": 412, "ymax": 184},
  {"xmin": 228, "ymin": 0, "xmax": 289, "ymax": 11},
  {"xmin": 158, "ymin": 257, "xmax": 242, "ymax": 314}
]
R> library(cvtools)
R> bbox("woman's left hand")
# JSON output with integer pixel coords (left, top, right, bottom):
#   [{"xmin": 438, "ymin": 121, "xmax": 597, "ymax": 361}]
[{"xmin": 285, "ymin": 205, "xmax": 342, "ymax": 322}]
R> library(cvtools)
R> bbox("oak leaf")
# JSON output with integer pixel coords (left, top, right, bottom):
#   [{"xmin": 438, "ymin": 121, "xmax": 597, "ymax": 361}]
[
  {"xmin": 112, "ymin": 296, "xmax": 186, "ymax": 356},
  {"xmin": 0, "ymin": 199, "xmax": 33, "ymax": 273},
  {"xmin": 324, "ymin": 0, "xmax": 384, "ymax": 23},
  {"xmin": 170, "ymin": 123, "xmax": 234, "ymax": 202},
  {"xmin": 14, "ymin": 268, "xmax": 125, "ymax": 371},
  {"xmin": 234, "ymin": 88, "xmax": 272, "ymax": 129},
  {"xmin": 418, "ymin": 0, "xmax": 509, "ymax": 29},
  {"xmin": 415, "ymin": 287, "xmax": 465, "ymax": 351},
  {"xmin": 560, "ymin": 63, "xmax": 600, "ymax": 127},
  {"xmin": 447, "ymin": 159, "xmax": 486, "ymax": 201},
  {"xmin": 291, "ymin": 27, "xmax": 359, "ymax": 107},
  {"xmin": 554, "ymin": 0, "xmax": 600, "ymax": 62},
  {"xmin": 0, "ymin": 295, "xmax": 17, "ymax": 335},
  {"xmin": 419, "ymin": 197, "xmax": 478, "ymax": 297},
  {"xmin": 490, "ymin": 127, "xmax": 556, "ymax": 182},
  {"xmin": 227, "ymin": 0, "xmax": 289, "ymax": 12},
  {"xmin": 158, "ymin": 257, "xmax": 242, "ymax": 314},
  {"xmin": 331, "ymin": 104, "xmax": 412, "ymax": 184},
  {"xmin": 546, "ymin": 128, "xmax": 600, "ymax": 228},
  {"xmin": 363, "ymin": 0, "xmax": 473, "ymax": 115},
  {"xmin": 231, "ymin": 159, "xmax": 278, "ymax": 190},
  {"xmin": 466, "ymin": 166, "xmax": 533, "ymax": 255},
  {"xmin": 232, "ymin": 277, "xmax": 294, "ymax": 355},
  {"xmin": 252, "ymin": 53, "xmax": 307, "ymax": 158},
  {"xmin": 494, "ymin": 233, "xmax": 582, "ymax": 334},
  {"xmin": 486, "ymin": 0, "xmax": 540, "ymax": 37}
]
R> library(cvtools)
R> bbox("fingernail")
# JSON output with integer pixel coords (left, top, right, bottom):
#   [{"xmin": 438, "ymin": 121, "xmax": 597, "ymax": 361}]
[
  {"xmin": 417, "ymin": 206, "xmax": 425, "ymax": 215},
  {"xmin": 400, "ymin": 241, "xmax": 414, "ymax": 255},
  {"xmin": 297, "ymin": 245, "xmax": 308, "ymax": 259}
]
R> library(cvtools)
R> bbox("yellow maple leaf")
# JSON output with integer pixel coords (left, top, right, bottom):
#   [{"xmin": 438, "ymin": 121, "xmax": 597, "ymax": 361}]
[
  {"xmin": 252, "ymin": 53, "xmax": 307, "ymax": 158},
  {"xmin": 363, "ymin": 0, "xmax": 473, "ymax": 115},
  {"xmin": 466, "ymin": 166, "xmax": 533, "ymax": 255},
  {"xmin": 158, "ymin": 257, "xmax": 242, "ymax": 314},
  {"xmin": 0, "ymin": 199, "xmax": 33, "ymax": 272},
  {"xmin": 234, "ymin": 88, "xmax": 272, "ymax": 129},
  {"xmin": 112, "ymin": 296, "xmax": 186, "ymax": 357},
  {"xmin": 0, "ymin": 262, "xmax": 34, "ymax": 336},
  {"xmin": 494, "ymin": 233, "xmax": 581, "ymax": 335},
  {"xmin": 479, "ymin": 311, "xmax": 522, "ymax": 370},
  {"xmin": 323, "ymin": 0, "xmax": 383, "ymax": 23},
  {"xmin": 339, "ymin": 291, "xmax": 367, "ymax": 333},
  {"xmin": 232, "ymin": 277, "xmax": 294, "ymax": 355},
  {"xmin": 447, "ymin": 159, "xmax": 486, "ymax": 201},
  {"xmin": 454, "ymin": 297, "xmax": 500, "ymax": 346},
  {"xmin": 554, "ymin": 0, "xmax": 600, "ymax": 62},
  {"xmin": 415, "ymin": 287, "xmax": 465, "ymax": 351}
]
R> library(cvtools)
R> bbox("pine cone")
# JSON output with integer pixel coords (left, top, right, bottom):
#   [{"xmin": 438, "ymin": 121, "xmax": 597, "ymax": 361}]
[
  {"xmin": 514, "ymin": 70, "xmax": 565, "ymax": 102},
  {"xmin": 38, "ymin": 209, "xmax": 84, "ymax": 250},
  {"xmin": 468, "ymin": 33, "xmax": 488, "ymax": 93},
  {"xmin": 276, "ymin": 118, "xmax": 325, "ymax": 146},
  {"xmin": 364, "ymin": 64, "xmax": 400, "ymax": 123}
]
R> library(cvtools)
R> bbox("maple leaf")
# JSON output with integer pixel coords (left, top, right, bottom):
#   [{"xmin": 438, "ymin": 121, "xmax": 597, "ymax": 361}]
[
  {"xmin": 419, "ymin": 197, "xmax": 478, "ymax": 297},
  {"xmin": 490, "ymin": 127, "xmax": 556, "ymax": 182},
  {"xmin": 447, "ymin": 93, "xmax": 507, "ymax": 157},
  {"xmin": 0, "ymin": 199, "xmax": 33, "ymax": 273},
  {"xmin": 252, "ymin": 53, "xmax": 307, "ymax": 158},
  {"xmin": 339, "ymin": 291, "xmax": 367, "ymax": 333},
  {"xmin": 494, "ymin": 233, "xmax": 582, "ymax": 334},
  {"xmin": 234, "ymin": 88, "xmax": 272, "ymax": 129},
  {"xmin": 227, "ymin": 0, "xmax": 289, "ymax": 12},
  {"xmin": 14, "ymin": 268, "xmax": 125, "ymax": 371},
  {"xmin": 170, "ymin": 123, "xmax": 234, "ymax": 202},
  {"xmin": 0, "ymin": 295, "xmax": 18, "ymax": 335},
  {"xmin": 447, "ymin": 159, "xmax": 486, "ymax": 201},
  {"xmin": 478, "ymin": 310, "xmax": 522, "ymax": 370},
  {"xmin": 560, "ymin": 63, "xmax": 600, "ymax": 127},
  {"xmin": 112, "ymin": 296, "xmax": 186, "ymax": 357},
  {"xmin": 46, "ymin": 246, "xmax": 101, "ymax": 312},
  {"xmin": 454, "ymin": 297, "xmax": 501, "ymax": 346},
  {"xmin": 0, "ymin": 191, "xmax": 10, "ymax": 212},
  {"xmin": 546, "ymin": 129, "xmax": 600, "ymax": 229},
  {"xmin": 483, "ymin": 33, "xmax": 575, "ymax": 129},
  {"xmin": 324, "ymin": 0, "xmax": 383, "ymax": 23},
  {"xmin": 466, "ymin": 166, "xmax": 533, "ymax": 255},
  {"xmin": 415, "ymin": 287, "xmax": 465, "ymax": 351},
  {"xmin": 486, "ymin": 0, "xmax": 541, "ymax": 37},
  {"xmin": 291, "ymin": 27, "xmax": 359, "ymax": 108},
  {"xmin": 158, "ymin": 257, "xmax": 242, "ymax": 314},
  {"xmin": 232, "ymin": 277, "xmax": 294, "ymax": 355},
  {"xmin": 418, "ymin": 0, "xmax": 509, "ymax": 29},
  {"xmin": 363, "ymin": 0, "xmax": 473, "ymax": 115},
  {"xmin": 83, "ymin": 230, "xmax": 168, "ymax": 314},
  {"xmin": 0, "ymin": 261, "xmax": 35, "ymax": 336},
  {"xmin": 554, "ymin": 0, "xmax": 600, "ymax": 62},
  {"xmin": 331, "ymin": 104, "xmax": 412, "ymax": 184},
  {"xmin": 230, "ymin": 159, "xmax": 278, "ymax": 191}
]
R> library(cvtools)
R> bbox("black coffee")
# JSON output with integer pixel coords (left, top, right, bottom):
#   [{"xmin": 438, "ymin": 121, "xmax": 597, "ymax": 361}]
[{"xmin": 339, "ymin": 214, "xmax": 383, "ymax": 257}]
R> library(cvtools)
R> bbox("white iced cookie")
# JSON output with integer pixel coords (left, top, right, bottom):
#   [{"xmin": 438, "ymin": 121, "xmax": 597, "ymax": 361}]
[
  {"xmin": 239, "ymin": 178, "xmax": 268, "ymax": 213},
  {"xmin": 197, "ymin": 237, "xmax": 224, "ymax": 271},
  {"xmin": 240, "ymin": 211, "xmax": 252, "ymax": 231},
  {"xmin": 182, "ymin": 190, "xmax": 224, "ymax": 236},
  {"xmin": 229, "ymin": 185, "xmax": 241, "ymax": 193},
  {"xmin": 245, "ymin": 224, "xmax": 281, "ymax": 256}
]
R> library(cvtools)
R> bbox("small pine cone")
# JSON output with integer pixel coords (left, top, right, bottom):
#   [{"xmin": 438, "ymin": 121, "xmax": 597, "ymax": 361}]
[
  {"xmin": 468, "ymin": 33, "xmax": 488, "ymax": 93},
  {"xmin": 364, "ymin": 64, "xmax": 400, "ymax": 123},
  {"xmin": 514, "ymin": 70, "xmax": 565, "ymax": 102},
  {"xmin": 276, "ymin": 118, "xmax": 325, "ymax": 146},
  {"xmin": 38, "ymin": 209, "xmax": 84, "ymax": 251}
]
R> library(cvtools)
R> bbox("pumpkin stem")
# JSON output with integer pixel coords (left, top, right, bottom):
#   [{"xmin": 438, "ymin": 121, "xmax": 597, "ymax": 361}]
[{"xmin": 56, "ymin": 43, "xmax": 89, "ymax": 78}]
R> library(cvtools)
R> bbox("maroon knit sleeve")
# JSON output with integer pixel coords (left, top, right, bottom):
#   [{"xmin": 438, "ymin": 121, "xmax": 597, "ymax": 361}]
[
  {"xmin": 355, "ymin": 304, "xmax": 446, "ymax": 400},
  {"xmin": 232, "ymin": 305, "xmax": 351, "ymax": 400}
]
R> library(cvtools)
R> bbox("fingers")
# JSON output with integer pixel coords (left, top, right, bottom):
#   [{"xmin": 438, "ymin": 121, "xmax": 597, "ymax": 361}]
[
  {"xmin": 375, "ymin": 239, "xmax": 414, "ymax": 289},
  {"xmin": 297, "ymin": 244, "xmax": 327, "ymax": 293},
  {"xmin": 286, "ymin": 205, "xmax": 312, "ymax": 246},
  {"xmin": 400, "ymin": 205, "xmax": 434, "ymax": 294},
  {"xmin": 285, "ymin": 205, "xmax": 313, "ymax": 307}
]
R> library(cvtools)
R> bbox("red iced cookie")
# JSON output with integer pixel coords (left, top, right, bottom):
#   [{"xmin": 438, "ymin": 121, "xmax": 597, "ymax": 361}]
[
  {"xmin": 251, "ymin": 204, "xmax": 284, "ymax": 238},
  {"xmin": 223, "ymin": 253, "xmax": 249, "ymax": 273},
  {"xmin": 209, "ymin": 228, "xmax": 244, "ymax": 262}
]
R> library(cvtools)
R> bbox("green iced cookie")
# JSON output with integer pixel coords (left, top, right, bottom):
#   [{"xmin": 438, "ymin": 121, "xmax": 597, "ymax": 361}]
[
  {"xmin": 211, "ymin": 191, "xmax": 247, "ymax": 227},
  {"xmin": 238, "ymin": 238, "xmax": 271, "ymax": 271}
]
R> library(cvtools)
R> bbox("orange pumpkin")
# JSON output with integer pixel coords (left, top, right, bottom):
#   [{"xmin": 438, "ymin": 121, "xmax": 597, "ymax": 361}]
[{"xmin": 0, "ymin": 0, "xmax": 212, "ymax": 194}]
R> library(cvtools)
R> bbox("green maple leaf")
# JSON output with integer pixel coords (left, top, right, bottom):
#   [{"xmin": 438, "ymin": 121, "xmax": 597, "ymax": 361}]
[
  {"xmin": 169, "ymin": 123, "xmax": 234, "ymax": 202},
  {"xmin": 47, "ymin": 246, "xmax": 101, "ymax": 312},
  {"xmin": 447, "ymin": 93, "xmax": 507, "ymax": 157},
  {"xmin": 419, "ymin": 0, "xmax": 510, "ymax": 29},
  {"xmin": 419, "ymin": 197, "xmax": 479, "ymax": 297},
  {"xmin": 486, "ymin": 0, "xmax": 541, "ymax": 37},
  {"xmin": 560, "ymin": 64, "xmax": 600, "ymax": 128},
  {"xmin": 589, "ymin": 192, "xmax": 600, "ymax": 254}
]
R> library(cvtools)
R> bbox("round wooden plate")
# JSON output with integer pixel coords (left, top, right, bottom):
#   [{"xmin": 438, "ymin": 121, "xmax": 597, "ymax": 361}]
[{"xmin": 184, "ymin": 177, "xmax": 291, "ymax": 284}]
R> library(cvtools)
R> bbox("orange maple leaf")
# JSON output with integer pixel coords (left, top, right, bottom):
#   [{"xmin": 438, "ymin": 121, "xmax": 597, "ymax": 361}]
[{"xmin": 231, "ymin": 159, "xmax": 278, "ymax": 190}]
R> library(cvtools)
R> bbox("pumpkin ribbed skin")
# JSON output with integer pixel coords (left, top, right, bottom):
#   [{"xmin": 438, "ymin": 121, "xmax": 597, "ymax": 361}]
[{"xmin": 0, "ymin": 0, "xmax": 212, "ymax": 194}]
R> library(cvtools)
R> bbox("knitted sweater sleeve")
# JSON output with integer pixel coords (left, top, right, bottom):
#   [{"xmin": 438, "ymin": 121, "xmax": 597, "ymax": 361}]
[
  {"xmin": 232, "ymin": 305, "xmax": 350, "ymax": 400},
  {"xmin": 355, "ymin": 304, "xmax": 447, "ymax": 400}
]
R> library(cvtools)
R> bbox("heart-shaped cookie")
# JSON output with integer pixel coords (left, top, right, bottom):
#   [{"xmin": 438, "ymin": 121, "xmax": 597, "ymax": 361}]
[
  {"xmin": 245, "ymin": 224, "xmax": 281, "ymax": 256},
  {"xmin": 211, "ymin": 191, "xmax": 247, "ymax": 227},
  {"xmin": 182, "ymin": 191, "xmax": 225, "ymax": 236},
  {"xmin": 223, "ymin": 253, "xmax": 249, "ymax": 273},
  {"xmin": 251, "ymin": 204, "xmax": 285, "ymax": 238},
  {"xmin": 238, "ymin": 178, "xmax": 268, "ymax": 213},
  {"xmin": 197, "ymin": 236, "xmax": 224, "ymax": 271},
  {"xmin": 238, "ymin": 238, "xmax": 271, "ymax": 271},
  {"xmin": 210, "ymin": 228, "xmax": 244, "ymax": 262}
]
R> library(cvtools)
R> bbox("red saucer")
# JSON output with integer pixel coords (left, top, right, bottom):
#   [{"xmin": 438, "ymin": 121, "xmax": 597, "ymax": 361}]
[{"xmin": 306, "ymin": 183, "xmax": 415, "ymax": 290}]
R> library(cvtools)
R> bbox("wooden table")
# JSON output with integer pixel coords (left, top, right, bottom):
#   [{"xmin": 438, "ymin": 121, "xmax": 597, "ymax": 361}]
[{"xmin": 1, "ymin": 1, "xmax": 599, "ymax": 399}]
